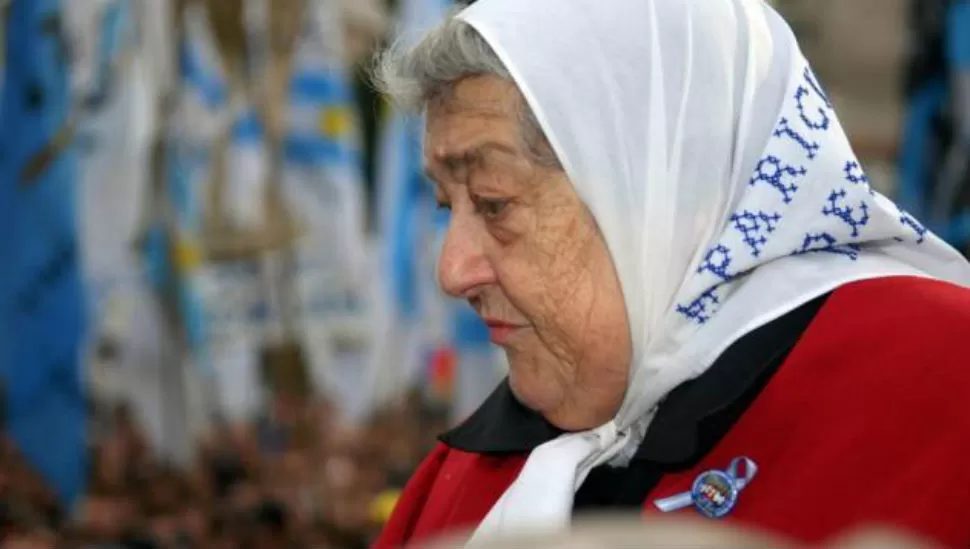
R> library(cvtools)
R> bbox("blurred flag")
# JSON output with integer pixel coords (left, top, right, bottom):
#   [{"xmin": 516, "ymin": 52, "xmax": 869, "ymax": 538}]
[
  {"xmin": 371, "ymin": 0, "xmax": 453, "ymax": 410},
  {"xmin": 0, "ymin": 0, "xmax": 87, "ymax": 505},
  {"xmin": 154, "ymin": 0, "xmax": 234, "ymax": 394},
  {"xmin": 373, "ymin": 0, "xmax": 503, "ymax": 420},
  {"xmin": 289, "ymin": 0, "xmax": 376, "ymax": 421},
  {"xmin": 286, "ymin": 0, "xmax": 369, "ymax": 282},
  {"xmin": 118, "ymin": 3, "xmax": 218, "ymax": 461},
  {"xmin": 899, "ymin": 0, "xmax": 970, "ymax": 254},
  {"xmin": 68, "ymin": 0, "xmax": 166, "ymax": 385},
  {"xmin": 171, "ymin": 0, "xmax": 374, "ymax": 422}
]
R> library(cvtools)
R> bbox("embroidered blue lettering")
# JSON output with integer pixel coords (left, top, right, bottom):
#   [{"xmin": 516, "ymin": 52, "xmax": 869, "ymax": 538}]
[
  {"xmin": 844, "ymin": 160, "xmax": 874, "ymax": 195},
  {"xmin": 822, "ymin": 189, "xmax": 870, "ymax": 237},
  {"xmin": 795, "ymin": 84, "xmax": 831, "ymax": 131},
  {"xmin": 773, "ymin": 117, "xmax": 820, "ymax": 160},
  {"xmin": 730, "ymin": 210, "xmax": 782, "ymax": 257},
  {"xmin": 676, "ymin": 288, "xmax": 720, "ymax": 325},
  {"xmin": 899, "ymin": 209, "xmax": 928, "ymax": 244},
  {"xmin": 803, "ymin": 67, "xmax": 833, "ymax": 109},
  {"xmin": 697, "ymin": 244, "xmax": 735, "ymax": 282},
  {"xmin": 793, "ymin": 232, "xmax": 861, "ymax": 260},
  {"xmin": 749, "ymin": 155, "xmax": 805, "ymax": 203}
]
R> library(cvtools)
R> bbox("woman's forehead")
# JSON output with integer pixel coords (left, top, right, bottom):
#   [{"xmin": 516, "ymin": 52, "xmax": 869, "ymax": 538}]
[
  {"xmin": 430, "ymin": 74, "xmax": 519, "ymax": 115},
  {"xmin": 425, "ymin": 94, "xmax": 523, "ymax": 168},
  {"xmin": 425, "ymin": 110, "xmax": 514, "ymax": 152}
]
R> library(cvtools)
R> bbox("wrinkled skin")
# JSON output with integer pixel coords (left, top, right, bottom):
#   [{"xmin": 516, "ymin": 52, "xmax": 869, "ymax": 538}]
[{"xmin": 426, "ymin": 75, "xmax": 632, "ymax": 431}]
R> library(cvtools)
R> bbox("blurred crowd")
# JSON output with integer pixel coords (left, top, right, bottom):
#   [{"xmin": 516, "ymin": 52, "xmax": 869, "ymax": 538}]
[{"xmin": 1, "ymin": 391, "xmax": 449, "ymax": 549}]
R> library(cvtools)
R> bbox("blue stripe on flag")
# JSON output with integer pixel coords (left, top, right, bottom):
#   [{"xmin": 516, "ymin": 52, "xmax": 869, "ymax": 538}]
[
  {"xmin": 285, "ymin": 133, "xmax": 353, "ymax": 166},
  {"xmin": 180, "ymin": 42, "xmax": 226, "ymax": 109},
  {"xmin": 233, "ymin": 111, "xmax": 262, "ymax": 143},
  {"xmin": 290, "ymin": 72, "xmax": 354, "ymax": 105}
]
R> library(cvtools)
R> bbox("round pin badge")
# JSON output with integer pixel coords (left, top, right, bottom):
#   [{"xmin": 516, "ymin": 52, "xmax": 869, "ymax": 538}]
[{"xmin": 690, "ymin": 468, "xmax": 739, "ymax": 518}]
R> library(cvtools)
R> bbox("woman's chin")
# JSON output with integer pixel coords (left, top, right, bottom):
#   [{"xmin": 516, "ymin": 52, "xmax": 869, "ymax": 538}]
[
  {"xmin": 509, "ymin": 370, "xmax": 619, "ymax": 431},
  {"xmin": 507, "ymin": 368, "xmax": 557, "ymax": 416},
  {"xmin": 506, "ymin": 372, "xmax": 578, "ymax": 430}
]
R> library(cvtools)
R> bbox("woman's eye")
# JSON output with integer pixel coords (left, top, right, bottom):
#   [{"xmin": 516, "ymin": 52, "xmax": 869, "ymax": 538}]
[
  {"xmin": 435, "ymin": 200, "xmax": 452, "ymax": 211},
  {"xmin": 475, "ymin": 198, "xmax": 510, "ymax": 220}
]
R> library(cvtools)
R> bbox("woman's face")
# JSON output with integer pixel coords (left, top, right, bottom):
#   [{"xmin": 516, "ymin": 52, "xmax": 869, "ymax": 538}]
[{"xmin": 427, "ymin": 75, "xmax": 632, "ymax": 431}]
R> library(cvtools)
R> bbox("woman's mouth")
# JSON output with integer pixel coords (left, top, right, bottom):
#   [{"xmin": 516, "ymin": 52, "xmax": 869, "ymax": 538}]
[{"xmin": 483, "ymin": 320, "xmax": 522, "ymax": 345}]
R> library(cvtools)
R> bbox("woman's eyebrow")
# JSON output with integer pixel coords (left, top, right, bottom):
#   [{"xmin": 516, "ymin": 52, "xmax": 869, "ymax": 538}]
[{"xmin": 425, "ymin": 141, "xmax": 518, "ymax": 184}]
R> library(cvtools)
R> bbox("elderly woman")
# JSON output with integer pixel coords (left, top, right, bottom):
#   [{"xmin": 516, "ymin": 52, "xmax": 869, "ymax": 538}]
[{"xmin": 372, "ymin": 0, "xmax": 970, "ymax": 547}]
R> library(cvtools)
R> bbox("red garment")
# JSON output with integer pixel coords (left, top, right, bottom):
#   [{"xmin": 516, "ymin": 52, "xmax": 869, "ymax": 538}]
[{"xmin": 374, "ymin": 277, "xmax": 970, "ymax": 548}]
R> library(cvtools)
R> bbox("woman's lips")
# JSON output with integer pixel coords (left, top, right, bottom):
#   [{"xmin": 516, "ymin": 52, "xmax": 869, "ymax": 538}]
[{"xmin": 483, "ymin": 320, "xmax": 522, "ymax": 345}]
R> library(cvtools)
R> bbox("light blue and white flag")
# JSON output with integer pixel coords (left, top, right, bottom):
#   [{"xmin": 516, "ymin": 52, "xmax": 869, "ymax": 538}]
[
  {"xmin": 175, "ymin": 0, "xmax": 374, "ymax": 421},
  {"xmin": 285, "ymin": 0, "xmax": 376, "ymax": 421},
  {"xmin": 374, "ymin": 0, "xmax": 504, "ymax": 419},
  {"xmin": 68, "ymin": 0, "xmax": 165, "ymax": 379}
]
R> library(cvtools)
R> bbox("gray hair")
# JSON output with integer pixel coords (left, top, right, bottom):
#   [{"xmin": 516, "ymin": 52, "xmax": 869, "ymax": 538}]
[{"xmin": 371, "ymin": 13, "xmax": 560, "ymax": 168}]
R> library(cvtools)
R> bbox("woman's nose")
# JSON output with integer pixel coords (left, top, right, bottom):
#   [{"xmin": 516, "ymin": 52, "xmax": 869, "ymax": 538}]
[{"xmin": 437, "ymin": 219, "xmax": 496, "ymax": 298}]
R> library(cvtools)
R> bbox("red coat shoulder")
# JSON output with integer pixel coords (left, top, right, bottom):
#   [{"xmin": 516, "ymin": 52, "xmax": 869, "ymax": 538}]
[
  {"xmin": 647, "ymin": 276, "xmax": 970, "ymax": 546},
  {"xmin": 789, "ymin": 276, "xmax": 970, "ymax": 426}
]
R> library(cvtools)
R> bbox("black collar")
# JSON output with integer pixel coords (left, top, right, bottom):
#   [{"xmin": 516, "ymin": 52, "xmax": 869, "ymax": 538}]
[{"xmin": 440, "ymin": 293, "xmax": 829, "ymax": 464}]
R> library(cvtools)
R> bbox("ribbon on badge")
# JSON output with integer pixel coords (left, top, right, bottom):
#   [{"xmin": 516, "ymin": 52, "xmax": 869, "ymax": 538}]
[{"xmin": 653, "ymin": 456, "xmax": 758, "ymax": 518}]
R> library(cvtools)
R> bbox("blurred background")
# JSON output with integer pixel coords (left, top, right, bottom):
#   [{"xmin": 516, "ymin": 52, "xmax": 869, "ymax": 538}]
[{"xmin": 0, "ymin": 0, "xmax": 967, "ymax": 547}]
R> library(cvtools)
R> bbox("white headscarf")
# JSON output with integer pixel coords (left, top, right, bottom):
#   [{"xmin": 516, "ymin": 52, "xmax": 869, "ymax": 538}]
[{"xmin": 455, "ymin": 0, "xmax": 970, "ymax": 542}]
